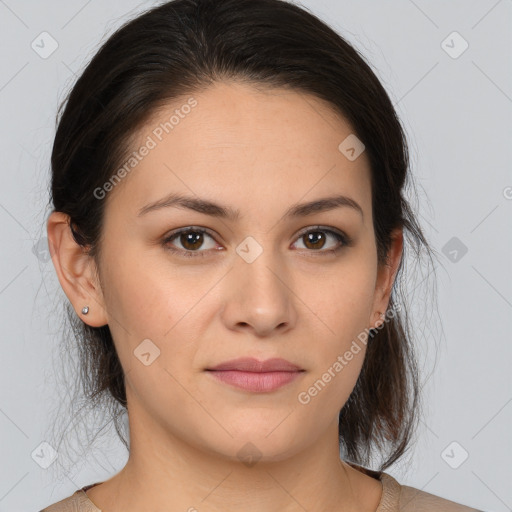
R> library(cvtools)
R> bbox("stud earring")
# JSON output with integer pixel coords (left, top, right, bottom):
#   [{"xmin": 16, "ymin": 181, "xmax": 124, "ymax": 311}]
[{"xmin": 81, "ymin": 306, "xmax": 89, "ymax": 315}]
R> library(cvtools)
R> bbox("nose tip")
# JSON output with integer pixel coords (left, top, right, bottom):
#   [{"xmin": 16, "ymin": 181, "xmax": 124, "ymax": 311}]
[{"xmin": 219, "ymin": 246, "xmax": 298, "ymax": 337}]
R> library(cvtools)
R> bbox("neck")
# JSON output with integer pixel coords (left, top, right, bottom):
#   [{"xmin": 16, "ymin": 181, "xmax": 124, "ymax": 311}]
[{"xmin": 88, "ymin": 394, "xmax": 380, "ymax": 512}]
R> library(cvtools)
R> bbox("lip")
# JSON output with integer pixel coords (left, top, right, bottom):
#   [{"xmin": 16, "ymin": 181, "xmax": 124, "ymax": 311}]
[
  {"xmin": 205, "ymin": 357, "xmax": 305, "ymax": 393},
  {"xmin": 207, "ymin": 357, "xmax": 303, "ymax": 372}
]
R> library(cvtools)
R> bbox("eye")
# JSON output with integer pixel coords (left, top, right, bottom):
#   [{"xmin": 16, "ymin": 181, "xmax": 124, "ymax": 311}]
[
  {"xmin": 162, "ymin": 225, "xmax": 351, "ymax": 259},
  {"xmin": 291, "ymin": 226, "xmax": 350, "ymax": 255},
  {"xmin": 162, "ymin": 227, "xmax": 220, "ymax": 258}
]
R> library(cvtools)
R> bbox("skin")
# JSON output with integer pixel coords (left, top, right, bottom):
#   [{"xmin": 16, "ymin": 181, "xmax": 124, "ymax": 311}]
[{"xmin": 48, "ymin": 80, "xmax": 403, "ymax": 512}]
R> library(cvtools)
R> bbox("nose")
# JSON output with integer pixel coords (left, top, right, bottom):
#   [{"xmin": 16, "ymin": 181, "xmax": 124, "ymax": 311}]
[{"xmin": 220, "ymin": 249, "xmax": 298, "ymax": 338}]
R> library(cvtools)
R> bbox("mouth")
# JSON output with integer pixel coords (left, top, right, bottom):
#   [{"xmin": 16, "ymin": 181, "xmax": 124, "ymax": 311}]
[{"xmin": 205, "ymin": 357, "xmax": 305, "ymax": 393}]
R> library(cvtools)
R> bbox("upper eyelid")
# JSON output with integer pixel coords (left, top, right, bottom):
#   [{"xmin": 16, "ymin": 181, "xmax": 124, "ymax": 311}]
[
  {"xmin": 295, "ymin": 225, "xmax": 344, "ymax": 237},
  {"xmin": 164, "ymin": 225, "xmax": 346, "ymax": 248},
  {"xmin": 164, "ymin": 226, "xmax": 219, "ymax": 243}
]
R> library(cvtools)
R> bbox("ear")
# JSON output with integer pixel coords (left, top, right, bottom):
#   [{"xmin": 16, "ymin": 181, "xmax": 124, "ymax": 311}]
[
  {"xmin": 47, "ymin": 211, "xmax": 108, "ymax": 328},
  {"xmin": 370, "ymin": 227, "xmax": 403, "ymax": 329}
]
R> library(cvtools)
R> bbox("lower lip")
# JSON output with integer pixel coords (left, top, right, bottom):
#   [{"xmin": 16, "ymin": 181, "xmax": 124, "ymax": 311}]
[{"xmin": 207, "ymin": 370, "xmax": 303, "ymax": 392}]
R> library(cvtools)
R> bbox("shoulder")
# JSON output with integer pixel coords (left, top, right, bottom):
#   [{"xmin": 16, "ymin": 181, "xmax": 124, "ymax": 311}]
[
  {"xmin": 380, "ymin": 472, "xmax": 484, "ymax": 512},
  {"xmin": 39, "ymin": 486, "xmax": 102, "ymax": 512},
  {"xmin": 398, "ymin": 481, "xmax": 484, "ymax": 511}
]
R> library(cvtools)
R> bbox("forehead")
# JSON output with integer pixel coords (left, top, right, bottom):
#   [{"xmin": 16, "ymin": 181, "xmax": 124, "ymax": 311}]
[{"xmin": 104, "ymin": 80, "xmax": 372, "ymax": 220}]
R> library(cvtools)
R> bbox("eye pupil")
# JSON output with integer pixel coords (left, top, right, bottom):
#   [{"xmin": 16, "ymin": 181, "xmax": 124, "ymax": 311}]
[
  {"xmin": 181, "ymin": 231, "xmax": 203, "ymax": 250},
  {"xmin": 304, "ymin": 232, "xmax": 326, "ymax": 250}
]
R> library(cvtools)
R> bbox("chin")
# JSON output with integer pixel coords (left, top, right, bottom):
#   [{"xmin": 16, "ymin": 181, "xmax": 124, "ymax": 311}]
[{"xmin": 197, "ymin": 425, "xmax": 309, "ymax": 466}]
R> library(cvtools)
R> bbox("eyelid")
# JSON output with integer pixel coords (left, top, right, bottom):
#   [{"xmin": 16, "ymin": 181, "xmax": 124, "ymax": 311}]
[
  {"xmin": 291, "ymin": 225, "xmax": 351, "ymax": 253},
  {"xmin": 162, "ymin": 225, "xmax": 351, "ymax": 257},
  {"xmin": 294, "ymin": 224, "xmax": 346, "ymax": 240},
  {"xmin": 162, "ymin": 226, "xmax": 220, "ymax": 258}
]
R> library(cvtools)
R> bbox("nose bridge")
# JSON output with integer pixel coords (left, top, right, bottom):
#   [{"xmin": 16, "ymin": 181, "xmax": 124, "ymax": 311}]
[
  {"xmin": 235, "ymin": 235, "xmax": 287, "ymax": 302},
  {"xmin": 222, "ymin": 235, "xmax": 296, "ymax": 335}
]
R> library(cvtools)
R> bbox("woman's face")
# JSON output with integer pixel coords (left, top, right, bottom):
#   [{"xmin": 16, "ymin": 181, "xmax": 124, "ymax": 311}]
[{"xmin": 67, "ymin": 81, "xmax": 401, "ymax": 462}]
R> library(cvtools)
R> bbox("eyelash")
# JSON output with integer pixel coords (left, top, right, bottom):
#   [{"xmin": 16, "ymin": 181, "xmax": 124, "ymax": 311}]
[{"xmin": 162, "ymin": 226, "xmax": 352, "ymax": 259}]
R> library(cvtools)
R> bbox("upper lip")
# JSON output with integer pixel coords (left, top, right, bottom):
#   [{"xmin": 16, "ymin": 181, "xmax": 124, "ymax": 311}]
[{"xmin": 207, "ymin": 357, "xmax": 303, "ymax": 372}]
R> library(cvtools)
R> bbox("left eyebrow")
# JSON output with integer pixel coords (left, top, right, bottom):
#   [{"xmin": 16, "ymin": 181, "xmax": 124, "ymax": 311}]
[{"xmin": 137, "ymin": 193, "xmax": 364, "ymax": 220}]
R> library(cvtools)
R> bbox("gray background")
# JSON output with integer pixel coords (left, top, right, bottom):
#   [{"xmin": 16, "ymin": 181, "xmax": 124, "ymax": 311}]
[{"xmin": 0, "ymin": 0, "xmax": 511, "ymax": 510}]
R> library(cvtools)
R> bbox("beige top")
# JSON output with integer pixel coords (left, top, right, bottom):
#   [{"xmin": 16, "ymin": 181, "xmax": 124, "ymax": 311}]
[{"xmin": 39, "ymin": 462, "xmax": 483, "ymax": 511}]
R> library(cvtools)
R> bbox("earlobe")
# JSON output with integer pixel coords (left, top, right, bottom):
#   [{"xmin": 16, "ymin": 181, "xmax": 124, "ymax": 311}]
[{"xmin": 46, "ymin": 211, "xmax": 109, "ymax": 328}]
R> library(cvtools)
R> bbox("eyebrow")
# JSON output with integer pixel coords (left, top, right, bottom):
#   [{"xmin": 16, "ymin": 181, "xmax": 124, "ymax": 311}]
[{"xmin": 137, "ymin": 192, "xmax": 364, "ymax": 220}]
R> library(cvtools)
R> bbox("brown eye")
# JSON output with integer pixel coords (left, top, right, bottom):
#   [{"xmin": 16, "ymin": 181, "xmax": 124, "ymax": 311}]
[
  {"xmin": 302, "ymin": 231, "xmax": 327, "ymax": 250},
  {"xmin": 292, "ymin": 227, "xmax": 349, "ymax": 254},
  {"xmin": 163, "ymin": 227, "xmax": 218, "ymax": 258},
  {"xmin": 179, "ymin": 231, "xmax": 205, "ymax": 251},
  {"xmin": 162, "ymin": 226, "xmax": 350, "ymax": 259}
]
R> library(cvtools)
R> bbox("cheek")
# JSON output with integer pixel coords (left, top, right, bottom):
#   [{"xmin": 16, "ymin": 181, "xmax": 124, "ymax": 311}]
[
  {"xmin": 296, "ymin": 297, "xmax": 371, "ymax": 424},
  {"xmin": 101, "ymin": 244, "xmax": 190, "ymax": 330},
  {"xmin": 300, "ymin": 253, "xmax": 376, "ymax": 392},
  {"xmin": 102, "ymin": 264, "xmax": 204, "ymax": 427},
  {"xmin": 100, "ymin": 251, "xmax": 217, "ymax": 380},
  {"xmin": 310, "ymin": 255, "xmax": 377, "ymax": 339},
  {"xmin": 97, "ymin": 254, "xmax": 178, "ymax": 364}
]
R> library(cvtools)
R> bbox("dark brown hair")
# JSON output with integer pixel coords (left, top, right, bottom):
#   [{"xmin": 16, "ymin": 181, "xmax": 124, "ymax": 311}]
[{"xmin": 47, "ymin": 0, "xmax": 439, "ymax": 473}]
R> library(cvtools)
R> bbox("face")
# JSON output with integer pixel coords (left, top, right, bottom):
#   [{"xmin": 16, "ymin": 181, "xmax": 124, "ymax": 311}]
[{"xmin": 55, "ymin": 80, "xmax": 400, "ymax": 463}]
